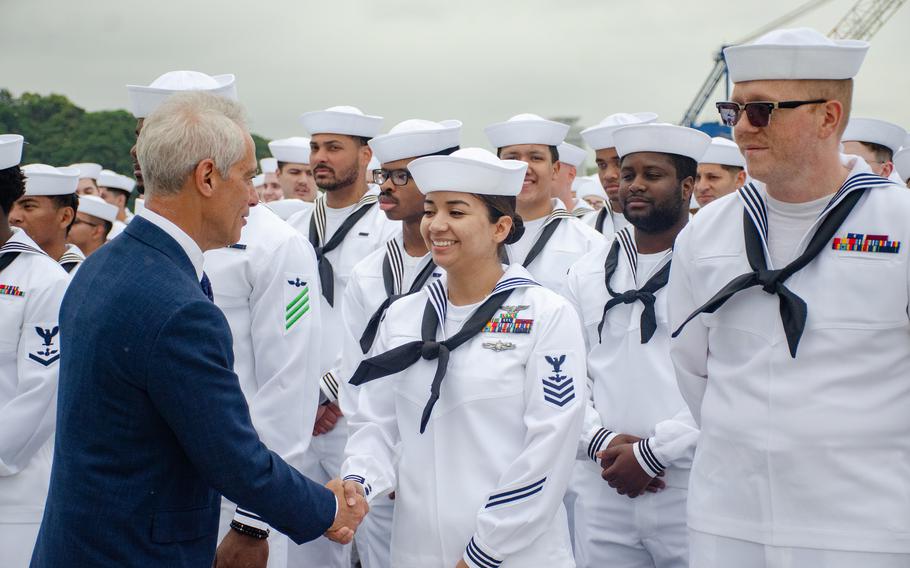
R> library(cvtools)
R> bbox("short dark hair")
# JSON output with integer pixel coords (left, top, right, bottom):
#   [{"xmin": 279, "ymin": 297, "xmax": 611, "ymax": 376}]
[
  {"xmin": 49, "ymin": 193, "xmax": 78, "ymax": 235},
  {"xmin": 100, "ymin": 219, "xmax": 113, "ymax": 239},
  {"xmin": 356, "ymin": 136, "xmax": 371, "ymax": 146},
  {"xmin": 720, "ymin": 164, "xmax": 745, "ymax": 176},
  {"xmin": 496, "ymin": 145, "xmax": 559, "ymax": 163},
  {"xmin": 0, "ymin": 165, "xmax": 25, "ymax": 215},
  {"xmin": 476, "ymin": 194, "xmax": 525, "ymax": 248},
  {"xmin": 859, "ymin": 141, "xmax": 893, "ymax": 163},
  {"xmin": 667, "ymin": 153, "xmax": 698, "ymax": 183}
]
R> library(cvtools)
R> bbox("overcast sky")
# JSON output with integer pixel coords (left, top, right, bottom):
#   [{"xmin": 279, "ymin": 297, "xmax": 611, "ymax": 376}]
[{"xmin": 2, "ymin": 0, "xmax": 907, "ymax": 150}]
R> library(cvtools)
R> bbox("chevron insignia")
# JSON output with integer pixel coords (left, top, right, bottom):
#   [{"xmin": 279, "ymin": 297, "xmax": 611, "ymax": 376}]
[
  {"xmin": 542, "ymin": 354, "xmax": 575, "ymax": 407},
  {"xmin": 28, "ymin": 326, "xmax": 60, "ymax": 367},
  {"xmin": 284, "ymin": 274, "xmax": 310, "ymax": 331}
]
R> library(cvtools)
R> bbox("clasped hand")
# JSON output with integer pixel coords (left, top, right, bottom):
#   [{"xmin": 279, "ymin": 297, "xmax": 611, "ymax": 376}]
[
  {"xmin": 324, "ymin": 478, "xmax": 369, "ymax": 544},
  {"xmin": 596, "ymin": 433, "xmax": 666, "ymax": 498}
]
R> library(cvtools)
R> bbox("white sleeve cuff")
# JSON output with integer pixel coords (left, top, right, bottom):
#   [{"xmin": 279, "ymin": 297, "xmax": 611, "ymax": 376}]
[
  {"xmin": 632, "ymin": 438, "xmax": 666, "ymax": 478},
  {"xmin": 320, "ymin": 371, "xmax": 340, "ymax": 403},
  {"xmin": 464, "ymin": 535, "xmax": 504, "ymax": 568},
  {"xmin": 233, "ymin": 507, "xmax": 271, "ymax": 532},
  {"xmin": 586, "ymin": 427, "xmax": 616, "ymax": 463}
]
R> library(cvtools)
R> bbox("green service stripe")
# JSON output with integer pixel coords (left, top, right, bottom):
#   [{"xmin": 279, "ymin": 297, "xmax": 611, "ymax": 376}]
[
  {"xmin": 285, "ymin": 305, "xmax": 310, "ymax": 330},
  {"xmin": 285, "ymin": 286, "xmax": 310, "ymax": 312},
  {"xmin": 286, "ymin": 296, "xmax": 310, "ymax": 321}
]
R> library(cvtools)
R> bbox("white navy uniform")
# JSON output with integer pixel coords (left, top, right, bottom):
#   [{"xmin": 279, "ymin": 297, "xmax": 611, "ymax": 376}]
[
  {"xmin": 505, "ymin": 199, "xmax": 604, "ymax": 297},
  {"xmin": 58, "ymin": 243, "xmax": 84, "ymax": 275},
  {"xmin": 669, "ymin": 156, "xmax": 910, "ymax": 565},
  {"xmin": 566, "ymin": 227, "xmax": 696, "ymax": 568},
  {"xmin": 206, "ymin": 204, "xmax": 323, "ymax": 568},
  {"xmin": 286, "ymin": 186, "xmax": 398, "ymax": 567},
  {"xmin": 342, "ymin": 265, "xmax": 585, "ymax": 568},
  {"xmin": 338, "ymin": 234, "xmax": 442, "ymax": 568},
  {"xmin": 0, "ymin": 230, "xmax": 69, "ymax": 567}
]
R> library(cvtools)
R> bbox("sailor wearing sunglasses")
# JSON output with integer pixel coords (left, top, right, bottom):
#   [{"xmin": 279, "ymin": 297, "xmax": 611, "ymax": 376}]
[{"xmin": 669, "ymin": 27, "xmax": 910, "ymax": 568}]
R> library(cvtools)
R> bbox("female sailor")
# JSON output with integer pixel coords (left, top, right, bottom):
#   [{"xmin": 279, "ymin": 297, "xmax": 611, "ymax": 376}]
[{"xmin": 340, "ymin": 148, "xmax": 585, "ymax": 568}]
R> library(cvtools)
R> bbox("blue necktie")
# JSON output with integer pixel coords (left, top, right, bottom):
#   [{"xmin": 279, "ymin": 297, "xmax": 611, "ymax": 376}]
[{"xmin": 200, "ymin": 272, "xmax": 214, "ymax": 302}]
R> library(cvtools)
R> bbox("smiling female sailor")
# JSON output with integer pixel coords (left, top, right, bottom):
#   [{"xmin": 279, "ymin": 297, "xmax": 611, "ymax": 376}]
[{"xmin": 340, "ymin": 148, "xmax": 585, "ymax": 568}]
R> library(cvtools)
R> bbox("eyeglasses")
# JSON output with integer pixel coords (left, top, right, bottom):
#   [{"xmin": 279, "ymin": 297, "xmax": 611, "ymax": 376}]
[
  {"xmin": 372, "ymin": 168, "xmax": 413, "ymax": 186},
  {"xmin": 715, "ymin": 99, "xmax": 827, "ymax": 128}
]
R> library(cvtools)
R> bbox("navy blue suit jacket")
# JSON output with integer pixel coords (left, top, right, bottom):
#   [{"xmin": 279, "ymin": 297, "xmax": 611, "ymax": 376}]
[{"xmin": 31, "ymin": 217, "xmax": 336, "ymax": 567}]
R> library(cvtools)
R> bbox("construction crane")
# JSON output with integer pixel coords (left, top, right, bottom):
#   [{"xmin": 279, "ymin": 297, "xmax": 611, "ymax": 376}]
[{"xmin": 680, "ymin": 0, "xmax": 907, "ymax": 127}]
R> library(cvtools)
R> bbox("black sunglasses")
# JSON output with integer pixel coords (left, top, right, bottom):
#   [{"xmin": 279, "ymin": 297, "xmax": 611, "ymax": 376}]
[
  {"xmin": 372, "ymin": 168, "xmax": 413, "ymax": 186},
  {"xmin": 715, "ymin": 99, "xmax": 827, "ymax": 128}
]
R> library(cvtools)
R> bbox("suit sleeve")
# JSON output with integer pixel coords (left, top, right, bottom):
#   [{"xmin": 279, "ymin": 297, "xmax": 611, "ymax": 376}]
[
  {"xmin": 667, "ymin": 224, "xmax": 709, "ymax": 426},
  {"xmin": 0, "ymin": 273, "xmax": 67, "ymax": 475},
  {"xmin": 233, "ymin": 233, "xmax": 324, "ymax": 530},
  {"xmin": 565, "ymin": 260, "xmax": 616, "ymax": 464},
  {"xmin": 463, "ymin": 301, "xmax": 586, "ymax": 568},
  {"xmin": 146, "ymin": 299, "xmax": 336, "ymax": 544}
]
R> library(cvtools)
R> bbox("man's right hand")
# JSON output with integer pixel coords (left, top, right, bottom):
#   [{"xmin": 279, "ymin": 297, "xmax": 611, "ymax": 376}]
[{"xmin": 323, "ymin": 478, "xmax": 369, "ymax": 544}]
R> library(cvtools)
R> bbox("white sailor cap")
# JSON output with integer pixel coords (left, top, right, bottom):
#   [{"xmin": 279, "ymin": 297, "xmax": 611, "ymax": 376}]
[
  {"xmin": 573, "ymin": 175, "xmax": 607, "ymax": 201},
  {"xmin": 724, "ymin": 27, "xmax": 869, "ymax": 83},
  {"xmin": 842, "ymin": 118, "xmax": 907, "ymax": 155},
  {"xmin": 22, "ymin": 164, "xmax": 79, "ymax": 196},
  {"xmin": 369, "ymin": 119, "xmax": 462, "ymax": 164},
  {"xmin": 0, "ymin": 134, "xmax": 24, "ymax": 169},
  {"xmin": 484, "ymin": 113, "xmax": 569, "ymax": 149},
  {"xmin": 260, "ymin": 157, "xmax": 278, "ymax": 174},
  {"xmin": 557, "ymin": 142, "xmax": 587, "ymax": 168},
  {"xmin": 893, "ymin": 147, "xmax": 910, "ymax": 183},
  {"xmin": 581, "ymin": 112, "xmax": 659, "ymax": 150},
  {"xmin": 127, "ymin": 71, "xmax": 238, "ymax": 119},
  {"xmin": 409, "ymin": 147, "xmax": 527, "ymax": 197},
  {"xmin": 613, "ymin": 124, "xmax": 712, "ymax": 162},
  {"xmin": 700, "ymin": 137, "xmax": 746, "ymax": 167},
  {"xmin": 252, "ymin": 174, "xmax": 265, "ymax": 187},
  {"xmin": 69, "ymin": 162, "xmax": 103, "ymax": 180},
  {"xmin": 98, "ymin": 170, "xmax": 136, "ymax": 193},
  {"xmin": 78, "ymin": 195, "xmax": 118, "ymax": 223},
  {"xmin": 299, "ymin": 106, "xmax": 383, "ymax": 138},
  {"xmin": 268, "ymin": 137, "xmax": 311, "ymax": 164}
]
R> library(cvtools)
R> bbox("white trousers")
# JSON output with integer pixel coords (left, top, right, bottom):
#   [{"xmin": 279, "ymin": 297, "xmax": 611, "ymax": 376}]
[
  {"xmin": 219, "ymin": 500, "xmax": 290, "ymax": 568},
  {"xmin": 689, "ymin": 530, "xmax": 910, "ymax": 568},
  {"xmin": 573, "ymin": 462, "xmax": 688, "ymax": 568},
  {"xmin": 0, "ymin": 521, "xmax": 40, "ymax": 568},
  {"xmin": 287, "ymin": 419, "xmax": 351, "ymax": 568},
  {"xmin": 354, "ymin": 494, "xmax": 394, "ymax": 568}
]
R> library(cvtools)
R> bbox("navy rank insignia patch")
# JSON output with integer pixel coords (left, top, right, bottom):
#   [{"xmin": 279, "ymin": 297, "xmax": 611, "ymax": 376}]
[
  {"xmin": 29, "ymin": 326, "xmax": 60, "ymax": 367},
  {"xmin": 832, "ymin": 233, "xmax": 900, "ymax": 254},
  {"xmin": 0, "ymin": 284, "xmax": 24, "ymax": 297},
  {"xmin": 541, "ymin": 354, "xmax": 575, "ymax": 408},
  {"xmin": 483, "ymin": 306, "xmax": 533, "ymax": 334},
  {"xmin": 284, "ymin": 274, "xmax": 310, "ymax": 332}
]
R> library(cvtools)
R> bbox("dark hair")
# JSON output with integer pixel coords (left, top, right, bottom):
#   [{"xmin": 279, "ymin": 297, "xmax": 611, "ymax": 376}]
[
  {"xmin": 859, "ymin": 141, "xmax": 893, "ymax": 163},
  {"xmin": 49, "ymin": 193, "xmax": 78, "ymax": 235},
  {"xmin": 356, "ymin": 136, "xmax": 372, "ymax": 147},
  {"xmin": 719, "ymin": 164, "xmax": 745, "ymax": 176},
  {"xmin": 0, "ymin": 165, "xmax": 25, "ymax": 215},
  {"xmin": 496, "ymin": 145, "xmax": 559, "ymax": 164},
  {"xmin": 100, "ymin": 219, "xmax": 113, "ymax": 239},
  {"xmin": 667, "ymin": 153, "xmax": 698, "ymax": 182},
  {"xmin": 476, "ymin": 194, "xmax": 525, "ymax": 246}
]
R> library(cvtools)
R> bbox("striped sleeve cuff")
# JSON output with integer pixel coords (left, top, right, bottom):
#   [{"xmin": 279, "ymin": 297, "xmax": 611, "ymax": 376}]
[
  {"xmin": 587, "ymin": 427, "xmax": 616, "ymax": 463},
  {"xmin": 234, "ymin": 507, "xmax": 271, "ymax": 532},
  {"xmin": 342, "ymin": 474, "xmax": 373, "ymax": 498},
  {"xmin": 320, "ymin": 371, "xmax": 340, "ymax": 403},
  {"xmin": 464, "ymin": 535, "xmax": 503, "ymax": 568},
  {"xmin": 633, "ymin": 437, "xmax": 666, "ymax": 478}
]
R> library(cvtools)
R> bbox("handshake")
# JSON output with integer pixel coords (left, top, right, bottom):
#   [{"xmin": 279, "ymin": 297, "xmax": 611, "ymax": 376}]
[{"xmin": 323, "ymin": 478, "xmax": 370, "ymax": 544}]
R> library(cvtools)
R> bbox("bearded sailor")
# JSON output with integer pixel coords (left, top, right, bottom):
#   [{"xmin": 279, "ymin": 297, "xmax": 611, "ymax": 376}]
[
  {"xmin": 0, "ymin": 135, "xmax": 70, "ymax": 568},
  {"xmin": 336, "ymin": 118, "xmax": 459, "ymax": 568},
  {"xmin": 567, "ymin": 123, "xmax": 709, "ymax": 568},
  {"xmin": 484, "ymin": 114, "xmax": 604, "ymax": 297},
  {"xmin": 580, "ymin": 112, "xmax": 658, "ymax": 236},
  {"xmin": 286, "ymin": 105, "xmax": 398, "ymax": 568},
  {"xmin": 341, "ymin": 147, "xmax": 585, "ymax": 568},
  {"xmin": 669, "ymin": 28, "xmax": 910, "ymax": 567}
]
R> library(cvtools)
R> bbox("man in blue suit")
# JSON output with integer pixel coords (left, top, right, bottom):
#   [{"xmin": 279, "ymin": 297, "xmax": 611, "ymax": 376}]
[{"xmin": 31, "ymin": 92, "xmax": 367, "ymax": 568}]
